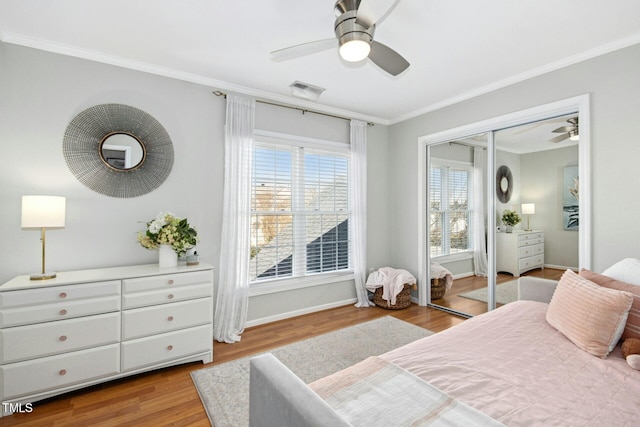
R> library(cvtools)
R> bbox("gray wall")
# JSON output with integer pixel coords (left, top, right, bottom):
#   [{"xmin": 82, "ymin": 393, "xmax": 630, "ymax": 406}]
[
  {"xmin": 0, "ymin": 42, "xmax": 390, "ymax": 325},
  {"xmin": 520, "ymin": 146, "xmax": 579, "ymax": 270},
  {"xmin": 389, "ymin": 43, "xmax": 640, "ymax": 275}
]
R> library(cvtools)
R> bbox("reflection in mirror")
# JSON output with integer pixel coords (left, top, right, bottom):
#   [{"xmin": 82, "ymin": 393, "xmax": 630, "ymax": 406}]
[
  {"xmin": 428, "ymin": 133, "xmax": 490, "ymax": 317},
  {"xmin": 494, "ymin": 114, "xmax": 579, "ymax": 302},
  {"xmin": 100, "ymin": 133, "xmax": 145, "ymax": 170}
]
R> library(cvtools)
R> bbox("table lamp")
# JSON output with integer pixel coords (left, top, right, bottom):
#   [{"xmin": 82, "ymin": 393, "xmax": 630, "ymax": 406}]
[
  {"xmin": 522, "ymin": 203, "xmax": 535, "ymax": 231},
  {"xmin": 22, "ymin": 195, "xmax": 66, "ymax": 280}
]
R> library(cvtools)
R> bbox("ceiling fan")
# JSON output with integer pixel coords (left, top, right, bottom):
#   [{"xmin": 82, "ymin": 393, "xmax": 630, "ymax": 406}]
[
  {"xmin": 270, "ymin": 0, "xmax": 410, "ymax": 76},
  {"xmin": 549, "ymin": 117, "xmax": 579, "ymax": 143}
]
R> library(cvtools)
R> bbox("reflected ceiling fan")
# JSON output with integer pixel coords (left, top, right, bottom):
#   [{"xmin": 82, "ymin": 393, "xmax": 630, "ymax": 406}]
[
  {"xmin": 549, "ymin": 117, "xmax": 579, "ymax": 143},
  {"xmin": 270, "ymin": 0, "xmax": 410, "ymax": 76}
]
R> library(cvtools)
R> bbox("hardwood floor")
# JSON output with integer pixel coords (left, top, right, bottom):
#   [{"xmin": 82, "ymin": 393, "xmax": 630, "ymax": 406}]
[{"xmin": 2, "ymin": 269, "xmax": 562, "ymax": 426}]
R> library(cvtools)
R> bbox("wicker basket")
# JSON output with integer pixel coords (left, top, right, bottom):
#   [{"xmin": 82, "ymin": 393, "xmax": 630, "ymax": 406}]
[
  {"xmin": 430, "ymin": 278, "xmax": 447, "ymax": 300},
  {"xmin": 373, "ymin": 284, "xmax": 412, "ymax": 310}
]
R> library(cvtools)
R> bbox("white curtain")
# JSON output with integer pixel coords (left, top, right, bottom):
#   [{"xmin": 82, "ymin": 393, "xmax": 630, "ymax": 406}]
[
  {"xmin": 213, "ymin": 94, "xmax": 255, "ymax": 343},
  {"xmin": 350, "ymin": 119, "xmax": 373, "ymax": 307},
  {"xmin": 472, "ymin": 146, "xmax": 488, "ymax": 276}
]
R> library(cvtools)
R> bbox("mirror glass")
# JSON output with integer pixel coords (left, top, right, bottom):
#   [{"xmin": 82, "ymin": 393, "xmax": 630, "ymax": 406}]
[
  {"xmin": 500, "ymin": 177, "xmax": 508, "ymax": 192},
  {"xmin": 428, "ymin": 133, "xmax": 491, "ymax": 317},
  {"xmin": 100, "ymin": 133, "xmax": 145, "ymax": 170},
  {"xmin": 426, "ymin": 112, "xmax": 583, "ymax": 318}
]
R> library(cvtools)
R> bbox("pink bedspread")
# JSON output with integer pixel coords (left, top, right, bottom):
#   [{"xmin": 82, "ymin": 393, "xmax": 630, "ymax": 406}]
[{"xmin": 381, "ymin": 301, "xmax": 640, "ymax": 426}]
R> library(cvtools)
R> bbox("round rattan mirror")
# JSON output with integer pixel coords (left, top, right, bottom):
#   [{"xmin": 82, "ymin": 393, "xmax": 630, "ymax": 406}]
[{"xmin": 63, "ymin": 104, "xmax": 174, "ymax": 198}]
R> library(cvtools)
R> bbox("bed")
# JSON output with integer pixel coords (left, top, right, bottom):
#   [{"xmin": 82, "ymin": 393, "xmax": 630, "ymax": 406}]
[{"xmin": 249, "ymin": 260, "xmax": 640, "ymax": 426}]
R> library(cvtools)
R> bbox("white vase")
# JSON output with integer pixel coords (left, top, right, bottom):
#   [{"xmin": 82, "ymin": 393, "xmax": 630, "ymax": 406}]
[{"xmin": 158, "ymin": 244, "xmax": 177, "ymax": 268}]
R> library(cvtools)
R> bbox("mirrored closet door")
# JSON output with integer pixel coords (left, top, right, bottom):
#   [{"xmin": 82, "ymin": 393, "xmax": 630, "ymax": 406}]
[{"xmin": 420, "ymin": 96, "xmax": 590, "ymax": 318}]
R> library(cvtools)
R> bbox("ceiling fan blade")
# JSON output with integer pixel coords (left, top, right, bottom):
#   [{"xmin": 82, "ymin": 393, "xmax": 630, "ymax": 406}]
[
  {"xmin": 549, "ymin": 134, "xmax": 570, "ymax": 143},
  {"xmin": 552, "ymin": 125, "xmax": 576, "ymax": 133},
  {"xmin": 355, "ymin": 0, "xmax": 402, "ymax": 27},
  {"xmin": 368, "ymin": 41, "xmax": 409, "ymax": 76},
  {"xmin": 271, "ymin": 38, "xmax": 336, "ymax": 62}
]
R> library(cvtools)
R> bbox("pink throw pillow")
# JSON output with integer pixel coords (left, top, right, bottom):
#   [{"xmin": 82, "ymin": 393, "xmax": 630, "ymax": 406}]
[
  {"xmin": 547, "ymin": 269, "xmax": 634, "ymax": 357},
  {"xmin": 580, "ymin": 269, "xmax": 640, "ymax": 341}
]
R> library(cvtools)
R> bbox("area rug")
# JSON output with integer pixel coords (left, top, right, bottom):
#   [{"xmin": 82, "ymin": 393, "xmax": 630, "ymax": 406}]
[
  {"xmin": 458, "ymin": 279, "xmax": 518, "ymax": 304},
  {"xmin": 191, "ymin": 316, "xmax": 433, "ymax": 427}
]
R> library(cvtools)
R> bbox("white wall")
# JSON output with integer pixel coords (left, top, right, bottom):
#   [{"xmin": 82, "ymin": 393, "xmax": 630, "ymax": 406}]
[
  {"xmin": 389, "ymin": 43, "xmax": 640, "ymax": 274},
  {"xmin": 0, "ymin": 43, "xmax": 390, "ymax": 325}
]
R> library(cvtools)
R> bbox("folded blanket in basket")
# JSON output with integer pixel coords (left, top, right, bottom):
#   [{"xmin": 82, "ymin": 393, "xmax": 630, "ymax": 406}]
[
  {"xmin": 365, "ymin": 267, "xmax": 416, "ymax": 305},
  {"xmin": 431, "ymin": 261, "xmax": 454, "ymax": 290}
]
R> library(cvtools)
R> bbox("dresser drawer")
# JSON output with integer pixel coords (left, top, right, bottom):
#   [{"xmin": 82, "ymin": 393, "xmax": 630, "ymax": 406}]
[
  {"xmin": 0, "ymin": 280, "xmax": 120, "ymax": 309},
  {"xmin": 0, "ymin": 313, "xmax": 120, "ymax": 364},
  {"xmin": 121, "ymin": 325, "xmax": 211, "ymax": 371},
  {"xmin": 517, "ymin": 232, "xmax": 543, "ymax": 242},
  {"xmin": 0, "ymin": 295, "xmax": 120, "ymax": 328},
  {"xmin": 518, "ymin": 243, "xmax": 544, "ymax": 259},
  {"xmin": 122, "ymin": 298, "xmax": 212, "ymax": 340},
  {"xmin": 122, "ymin": 283, "xmax": 212, "ymax": 309},
  {"xmin": 519, "ymin": 255, "xmax": 544, "ymax": 272},
  {"xmin": 518, "ymin": 237, "xmax": 543, "ymax": 247},
  {"xmin": 0, "ymin": 344, "xmax": 120, "ymax": 399},
  {"xmin": 122, "ymin": 270, "xmax": 212, "ymax": 294}
]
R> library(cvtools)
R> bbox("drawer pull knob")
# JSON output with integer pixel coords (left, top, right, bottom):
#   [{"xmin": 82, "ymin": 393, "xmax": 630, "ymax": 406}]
[
  {"xmin": 168, "ymin": 279, "xmax": 174, "ymax": 285},
  {"xmin": 168, "ymin": 293, "xmax": 174, "ymax": 299},
  {"xmin": 59, "ymin": 309, "xmax": 68, "ymax": 316},
  {"xmin": 168, "ymin": 316, "xmax": 174, "ymax": 321},
  {"xmin": 59, "ymin": 369, "xmax": 67, "ymax": 376},
  {"xmin": 167, "ymin": 345, "xmax": 173, "ymax": 351},
  {"xmin": 59, "ymin": 292, "xmax": 67, "ymax": 298},
  {"xmin": 59, "ymin": 335, "xmax": 67, "ymax": 342}
]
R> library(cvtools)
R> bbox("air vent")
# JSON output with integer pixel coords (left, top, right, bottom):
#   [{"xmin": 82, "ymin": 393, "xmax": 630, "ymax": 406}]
[{"xmin": 289, "ymin": 81, "xmax": 325, "ymax": 101}]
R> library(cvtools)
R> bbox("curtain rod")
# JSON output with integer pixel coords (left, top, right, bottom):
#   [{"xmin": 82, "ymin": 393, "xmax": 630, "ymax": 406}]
[{"xmin": 212, "ymin": 91, "xmax": 374, "ymax": 126}]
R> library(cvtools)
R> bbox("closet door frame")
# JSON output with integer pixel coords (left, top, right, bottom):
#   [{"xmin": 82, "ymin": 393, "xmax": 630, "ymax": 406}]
[{"xmin": 417, "ymin": 94, "xmax": 591, "ymax": 310}]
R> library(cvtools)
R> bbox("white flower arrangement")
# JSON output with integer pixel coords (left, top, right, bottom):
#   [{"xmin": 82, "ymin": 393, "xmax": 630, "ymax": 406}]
[{"xmin": 137, "ymin": 212, "xmax": 198, "ymax": 256}]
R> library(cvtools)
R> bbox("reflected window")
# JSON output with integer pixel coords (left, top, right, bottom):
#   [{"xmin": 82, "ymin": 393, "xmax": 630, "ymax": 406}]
[{"xmin": 430, "ymin": 161, "xmax": 473, "ymax": 257}]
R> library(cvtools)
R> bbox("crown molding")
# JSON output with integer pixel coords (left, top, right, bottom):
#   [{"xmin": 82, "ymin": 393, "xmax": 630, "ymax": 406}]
[
  {"xmin": 0, "ymin": 31, "xmax": 390, "ymax": 126},
  {"xmin": 388, "ymin": 34, "xmax": 640, "ymax": 124}
]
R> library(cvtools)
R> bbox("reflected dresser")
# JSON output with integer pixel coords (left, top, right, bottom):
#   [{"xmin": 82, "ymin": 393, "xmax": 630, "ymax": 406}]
[{"xmin": 496, "ymin": 230, "xmax": 544, "ymax": 277}]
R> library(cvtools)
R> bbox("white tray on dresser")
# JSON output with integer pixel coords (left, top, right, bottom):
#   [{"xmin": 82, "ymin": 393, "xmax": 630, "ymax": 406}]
[{"xmin": 0, "ymin": 263, "xmax": 214, "ymax": 416}]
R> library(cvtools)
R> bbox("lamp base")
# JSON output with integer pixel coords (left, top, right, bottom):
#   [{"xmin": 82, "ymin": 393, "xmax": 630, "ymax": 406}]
[{"xmin": 30, "ymin": 271, "xmax": 57, "ymax": 280}]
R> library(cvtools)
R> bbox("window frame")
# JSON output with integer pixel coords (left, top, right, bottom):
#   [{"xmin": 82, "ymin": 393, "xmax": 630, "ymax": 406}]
[
  {"xmin": 429, "ymin": 158, "xmax": 474, "ymax": 261},
  {"xmin": 249, "ymin": 130, "xmax": 354, "ymax": 295}
]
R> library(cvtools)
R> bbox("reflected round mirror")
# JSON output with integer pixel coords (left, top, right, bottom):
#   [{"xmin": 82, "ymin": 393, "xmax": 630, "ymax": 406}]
[
  {"xmin": 496, "ymin": 165, "xmax": 513, "ymax": 203},
  {"xmin": 99, "ymin": 132, "xmax": 146, "ymax": 170}
]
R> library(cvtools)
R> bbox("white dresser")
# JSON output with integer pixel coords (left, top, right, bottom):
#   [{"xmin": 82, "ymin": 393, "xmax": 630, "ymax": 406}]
[
  {"xmin": 0, "ymin": 263, "xmax": 213, "ymax": 415},
  {"xmin": 496, "ymin": 230, "xmax": 544, "ymax": 277}
]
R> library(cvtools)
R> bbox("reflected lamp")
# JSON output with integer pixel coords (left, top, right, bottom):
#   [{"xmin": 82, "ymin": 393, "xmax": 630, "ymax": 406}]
[{"xmin": 521, "ymin": 203, "xmax": 535, "ymax": 231}]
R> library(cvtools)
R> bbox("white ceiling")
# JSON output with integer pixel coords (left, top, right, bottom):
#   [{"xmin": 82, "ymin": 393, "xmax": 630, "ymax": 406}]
[{"xmin": 1, "ymin": 0, "xmax": 640, "ymax": 125}]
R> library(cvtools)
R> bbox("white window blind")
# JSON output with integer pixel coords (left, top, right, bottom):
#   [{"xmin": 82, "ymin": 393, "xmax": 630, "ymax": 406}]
[
  {"xmin": 430, "ymin": 163, "xmax": 472, "ymax": 257},
  {"xmin": 250, "ymin": 141, "xmax": 351, "ymax": 282}
]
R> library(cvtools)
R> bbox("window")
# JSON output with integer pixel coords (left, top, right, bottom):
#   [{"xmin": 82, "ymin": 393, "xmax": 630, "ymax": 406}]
[
  {"xmin": 430, "ymin": 161, "xmax": 473, "ymax": 257},
  {"xmin": 250, "ymin": 140, "xmax": 351, "ymax": 283}
]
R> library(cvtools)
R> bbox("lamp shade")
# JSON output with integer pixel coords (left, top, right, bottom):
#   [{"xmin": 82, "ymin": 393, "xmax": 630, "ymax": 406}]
[
  {"xmin": 21, "ymin": 196, "xmax": 66, "ymax": 228},
  {"xmin": 521, "ymin": 203, "xmax": 536, "ymax": 215}
]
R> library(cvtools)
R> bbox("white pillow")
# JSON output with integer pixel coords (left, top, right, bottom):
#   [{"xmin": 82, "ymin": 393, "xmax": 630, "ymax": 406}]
[{"xmin": 602, "ymin": 258, "xmax": 640, "ymax": 286}]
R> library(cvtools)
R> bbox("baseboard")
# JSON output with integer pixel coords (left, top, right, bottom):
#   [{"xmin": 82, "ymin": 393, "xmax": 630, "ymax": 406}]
[
  {"xmin": 544, "ymin": 263, "xmax": 578, "ymax": 271},
  {"xmin": 245, "ymin": 298, "xmax": 358, "ymax": 328}
]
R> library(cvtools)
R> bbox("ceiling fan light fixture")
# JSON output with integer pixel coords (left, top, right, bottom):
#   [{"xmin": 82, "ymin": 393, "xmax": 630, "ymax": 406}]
[
  {"xmin": 339, "ymin": 39, "xmax": 371, "ymax": 62},
  {"xmin": 569, "ymin": 130, "xmax": 579, "ymax": 141}
]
